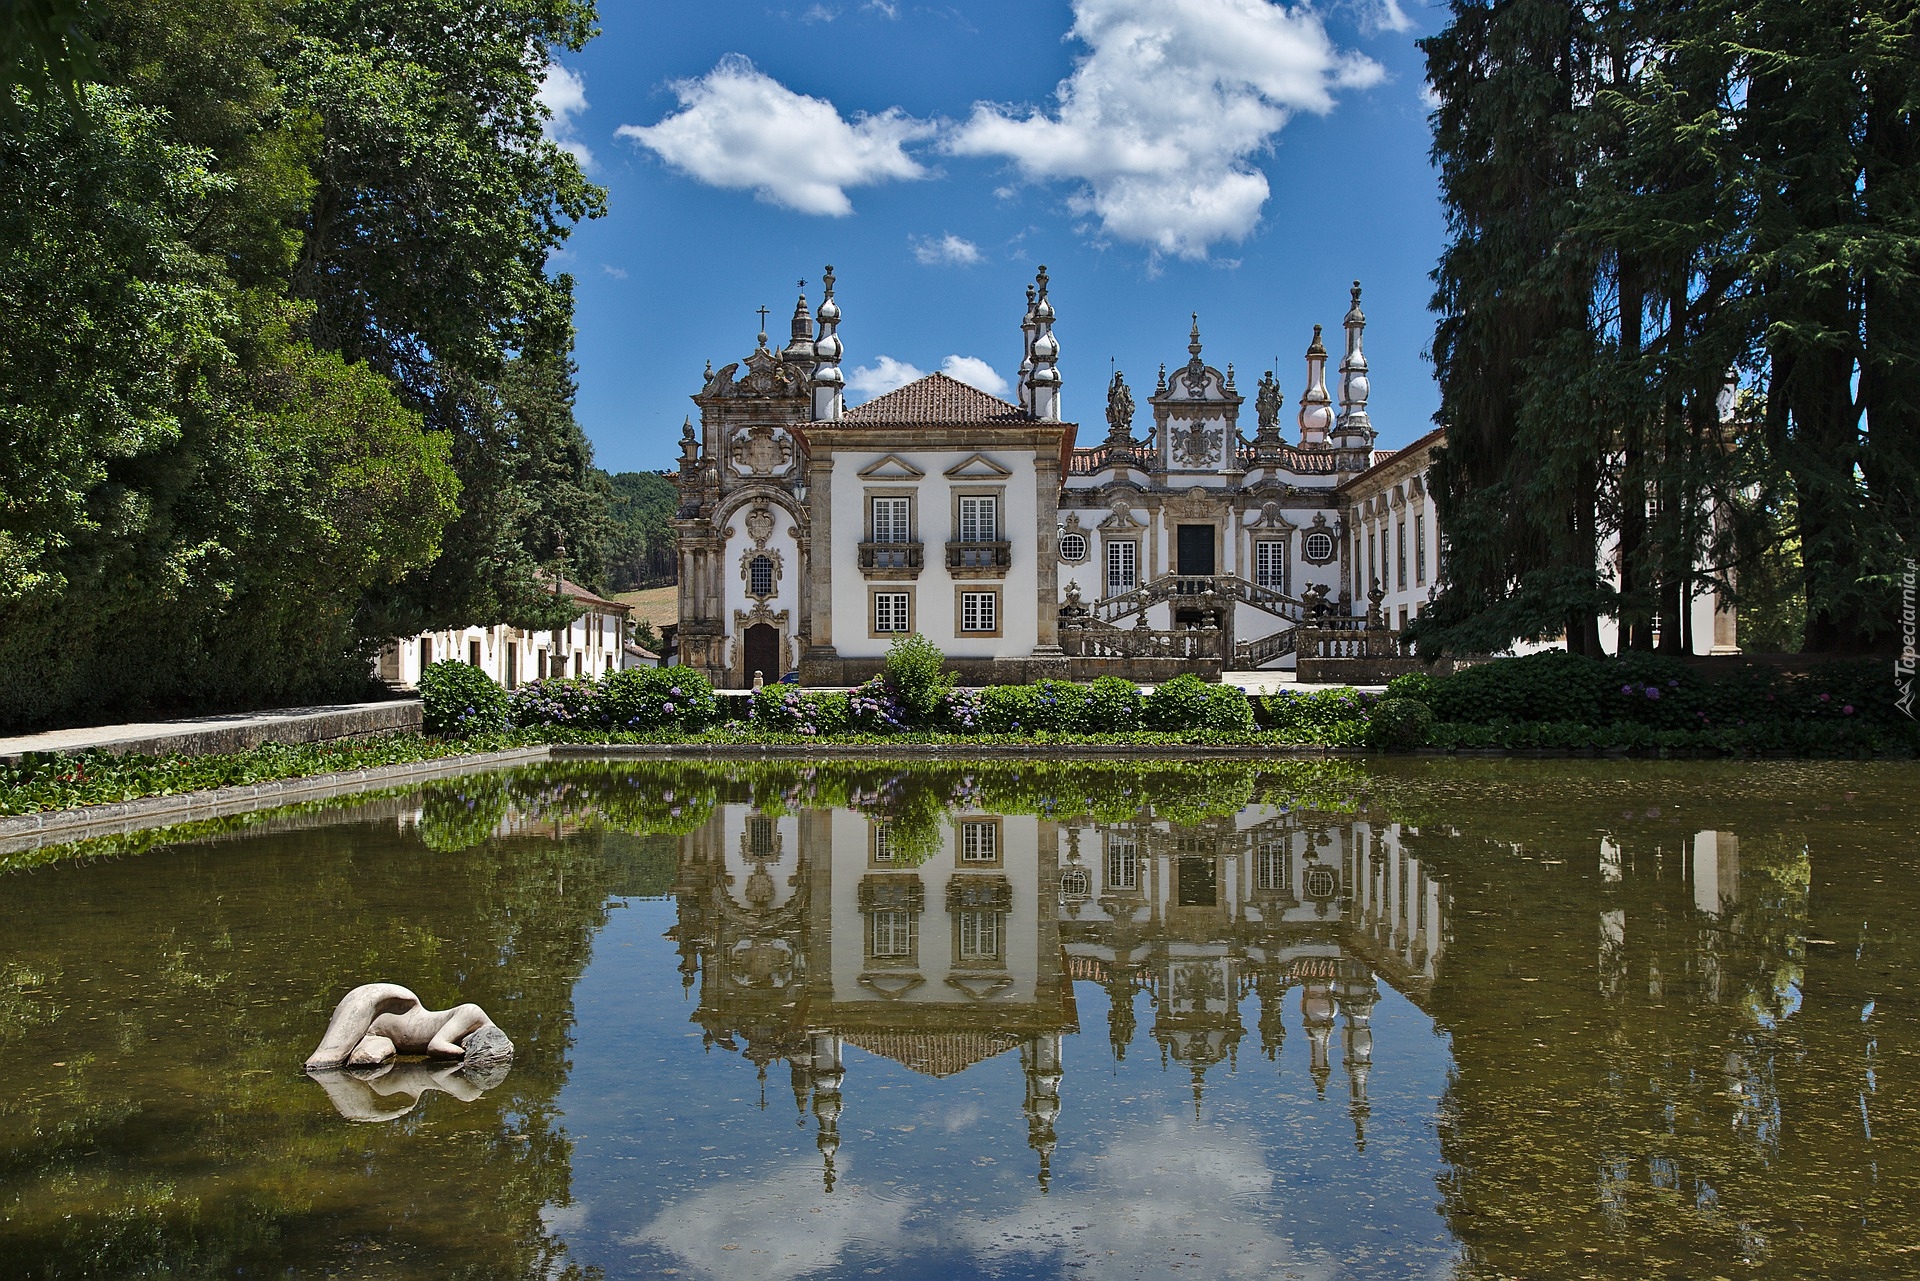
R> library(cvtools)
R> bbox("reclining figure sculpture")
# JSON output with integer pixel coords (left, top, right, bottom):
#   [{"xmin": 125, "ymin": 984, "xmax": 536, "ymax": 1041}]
[{"xmin": 305, "ymin": 982, "xmax": 514, "ymax": 1072}]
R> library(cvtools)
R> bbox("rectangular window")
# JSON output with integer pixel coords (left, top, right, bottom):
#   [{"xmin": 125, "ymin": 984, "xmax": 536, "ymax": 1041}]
[
  {"xmin": 1106, "ymin": 540, "xmax": 1138, "ymax": 595},
  {"xmin": 469, "ymin": 640, "xmax": 482, "ymax": 667},
  {"xmin": 874, "ymin": 592, "xmax": 912, "ymax": 633},
  {"xmin": 1254, "ymin": 540, "xmax": 1288, "ymax": 592},
  {"xmin": 870, "ymin": 910, "xmax": 914, "ymax": 958},
  {"xmin": 961, "ymin": 820, "xmax": 998, "ymax": 863},
  {"xmin": 749, "ymin": 555, "xmax": 774, "ymax": 596},
  {"xmin": 1396, "ymin": 519, "xmax": 1408, "ymax": 591},
  {"xmin": 871, "ymin": 496, "xmax": 911, "ymax": 543},
  {"xmin": 1105, "ymin": 835, "xmax": 1138, "ymax": 891},
  {"xmin": 1415, "ymin": 514, "xmax": 1427, "ymax": 585},
  {"xmin": 419, "ymin": 638, "xmax": 433, "ymax": 675},
  {"xmin": 1257, "ymin": 840, "xmax": 1289, "ymax": 892},
  {"xmin": 956, "ymin": 911, "xmax": 1003, "ymax": 963},
  {"xmin": 958, "ymin": 495, "xmax": 999, "ymax": 543},
  {"xmin": 1367, "ymin": 530, "xmax": 1377, "ymax": 590},
  {"xmin": 960, "ymin": 590, "xmax": 997, "ymax": 633},
  {"xmin": 871, "ymin": 822, "xmax": 897, "ymax": 864}
]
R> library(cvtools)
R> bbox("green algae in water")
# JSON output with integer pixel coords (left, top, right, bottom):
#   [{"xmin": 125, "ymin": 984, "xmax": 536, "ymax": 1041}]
[{"xmin": 0, "ymin": 758, "xmax": 1916, "ymax": 1279}]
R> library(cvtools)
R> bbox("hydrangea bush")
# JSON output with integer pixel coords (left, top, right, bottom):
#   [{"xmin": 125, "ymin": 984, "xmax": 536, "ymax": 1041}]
[{"xmin": 419, "ymin": 660, "xmax": 509, "ymax": 736}]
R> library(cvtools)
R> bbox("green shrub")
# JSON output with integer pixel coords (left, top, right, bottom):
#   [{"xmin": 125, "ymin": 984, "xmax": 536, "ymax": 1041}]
[
  {"xmin": 751, "ymin": 686, "xmax": 851, "ymax": 737},
  {"xmin": 1028, "ymin": 679, "xmax": 1092, "ymax": 733},
  {"xmin": 883, "ymin": 633, "xmax": 956, "ymax": 727},
  {"xmin": 1085, "ymin": 676, "xmax": 1144, "ymax": 732},
  {"xmin": 1145, "ymin": 674, "xmax": 1254, "ymax": 734},
  {"xmin": 1384, "ymin": 671, "xmax": 1441, "ymax": 705},
  {"xmin": 1366, "ymin": 698, "xmax": 1435, "ymax": 749},
  {"xmin": 1256, "ymin": 688, "xmax": 1373, "ymax": 743},
  {"xmin": 979, "ymin": 684, "xmax": 1041, "ymax": 733},
  {"xmin": 600, "ymin": 667, "xmax": 718, "ymax": 732},
  {"xmin": 507, "ymin": 677, "xmax": 600, "ymax": 729},
  {"xmin": 419, "ymin": 660, "xmax": 508, "ymax": 736},
  {"xmin": 1143, "ymin": 673, "xmax": 1211, "ymax": 730}
]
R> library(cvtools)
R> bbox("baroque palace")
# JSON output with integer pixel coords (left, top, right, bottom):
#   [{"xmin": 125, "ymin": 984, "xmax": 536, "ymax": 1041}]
[{"xmin": 674, "ymin": 266, "xmax": 1731, "ymax": 689}]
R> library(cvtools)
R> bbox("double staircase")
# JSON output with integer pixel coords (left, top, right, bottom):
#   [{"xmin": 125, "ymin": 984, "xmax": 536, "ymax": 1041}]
[{"xmin": 1076, "ymin": 574, "xmax": 1310, "ymax": 670}]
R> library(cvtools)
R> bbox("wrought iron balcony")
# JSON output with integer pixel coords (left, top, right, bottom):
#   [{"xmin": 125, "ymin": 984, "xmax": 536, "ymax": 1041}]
[
  {"xmin": 946, "ymin": 540, "xmax": 1012, "ymax": 577},
  {"xmin": 859, "ymin": 540, "xmax": 923, "ymax": 579}
]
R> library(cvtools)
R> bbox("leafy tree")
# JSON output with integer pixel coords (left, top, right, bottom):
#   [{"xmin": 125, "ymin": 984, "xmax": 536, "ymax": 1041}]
[{"xmin": 601, "ymin": 470, "xmax": 679, "ymax": 592}]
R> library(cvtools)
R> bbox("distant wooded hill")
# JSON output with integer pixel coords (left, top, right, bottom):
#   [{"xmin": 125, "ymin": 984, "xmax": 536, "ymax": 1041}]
[{"xmin": 600, "ymin": 471, "xmax": 678, "ymax": 593}]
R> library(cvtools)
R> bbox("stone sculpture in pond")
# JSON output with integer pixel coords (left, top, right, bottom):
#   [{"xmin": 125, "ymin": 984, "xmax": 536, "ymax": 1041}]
[{"xmin": 305, "ymin": 982, "xmax": 514, "ymax": 1122}]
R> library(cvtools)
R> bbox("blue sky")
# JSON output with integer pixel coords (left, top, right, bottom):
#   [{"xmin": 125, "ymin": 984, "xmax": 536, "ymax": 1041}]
[{"xmin": 547, "ymin": 0, "xmax": 1447, "ymax": 473}]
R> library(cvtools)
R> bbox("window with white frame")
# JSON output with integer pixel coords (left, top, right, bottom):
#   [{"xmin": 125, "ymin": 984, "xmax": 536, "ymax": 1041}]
[
  {"xmin": 869, "ymin": 910, "xmax": 914, "ymax": 958},
  {"xmin": 874, "ymin": 592, "xmax": 911, "ymax": 633},
  {"xmin": 1304, "ymin": 531, "xmax": 1334, "ymax": 562},
  {"xmin": 1256, "ymin": 839, "xmax": 1289, "ymax": 892},
  {"xmin": 956, "ymin": 910, "xmax": 1002, "ymax": 963},
  {"xmin": 1059, "ymin": 531, "xmax": 1087, "ymax": 562},
  {"xmin": 1367, "ymin": 529, "xmax": 1378, "ymax": 589},
  {"xmin": 871, "ymin": 822, "xmax": 897, "ymax": 863},
  {"xmin": 1254, "ymin": 540, "xmax": 1288, "ymax": 592},
  {"xmin": 749, "ymin": 555, "xmax": 775, "ymax": 596},
  {"xmin": 958, "ymin": 495, "xmax": 999, "ymax": 542},
  {"xmin": 1106, "ymin": 540, "xmax": 1138, "ymax": 595},
  {"xmin": 961, "ymin": 820, "xmax": 998, "ymax": 862},
  {"xmin": 960, "ymin": 590, "xmax": 997, "ymax": 633},
  {"xmin": 1396, "ymin": 519, "xmax": 1408, "ymax": 590},
  {"xmin": 1415, "ymin": 513, "xmax": 1427, "ymax": 585},
  {"xmin": 871, "ymin": 496, "xmax": 911, "ymax": 543},
  {"xmin": 1105, "ymin": 834, "xmax": 1138, "ymax": 890}
]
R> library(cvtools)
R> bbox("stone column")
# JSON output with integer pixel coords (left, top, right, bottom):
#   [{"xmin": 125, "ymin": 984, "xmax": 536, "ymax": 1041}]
[
  {"xmin": 1033, "ymin": 450, "xmax": 1063, "ymax": 653},
  {"xmin": 806, "ymin": 451, "xmax": 837, "ymax": 660}
]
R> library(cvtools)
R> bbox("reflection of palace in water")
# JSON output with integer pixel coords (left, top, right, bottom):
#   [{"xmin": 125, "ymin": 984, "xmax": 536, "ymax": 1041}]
[{"xmin": 669, "ymin": 802, "xmax": 1447, "ymax": 1189}]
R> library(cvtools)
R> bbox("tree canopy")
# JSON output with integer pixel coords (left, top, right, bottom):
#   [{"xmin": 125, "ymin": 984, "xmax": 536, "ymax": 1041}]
[
  {"xmin": 1417, "ymin": 0, "xmax": 1917, "ymax": 656},
  {"xmin": 0, "ymin": 0, "xmax": 608, "ymax": 728}
]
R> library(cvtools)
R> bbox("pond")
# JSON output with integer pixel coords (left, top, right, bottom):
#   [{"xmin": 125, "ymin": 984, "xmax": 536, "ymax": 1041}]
[{"xmin": 1, "ymin": 758, "xmax": 1915, "ymax": 1279}]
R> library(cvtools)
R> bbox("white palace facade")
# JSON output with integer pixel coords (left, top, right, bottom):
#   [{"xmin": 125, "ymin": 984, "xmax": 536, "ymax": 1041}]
[{"xmin": 674, "ymin": 266, "xmax": 1731, "ymax": 688}]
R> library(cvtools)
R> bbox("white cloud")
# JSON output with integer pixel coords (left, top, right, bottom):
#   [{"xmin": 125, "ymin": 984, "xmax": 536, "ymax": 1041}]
[
  {"xmin": 940, "ymin": 355, "xmax": 1009, "ymax": 397},
  {"xmin": 1419, "ymin": 81, "xmax": 1442, "ymax": 111},
  {"xmin": 865, "ymin": 0, "xmax": 901, "ymax": 15},
  {"xmin": 1365, "ymin": 0, "xmax": 1415, "ymax": 34},
  {"xmin": 911, "ymin": 232, "xmax": 984, "ymax": 266},
  {"xmin": 948, "ymin": 0, "xmax": 1384, "ymax": 258},
  {"xmin": 801, "ymin": 3, "xmax": 837, "ymax": 21},
  {"xmin": 847, "ymin": 355, "xmax": 927, "ymax": 401},
  {"xmin": 618, "ymin": 55, "xmax": 935, "ymax": 216},
  {"xmin": 537, "ymin": 63, "xmax": 593, "ymax": 170},
  {"xmin": 601, "ymin": 264, "xmax": 628, "ymax": 280}
]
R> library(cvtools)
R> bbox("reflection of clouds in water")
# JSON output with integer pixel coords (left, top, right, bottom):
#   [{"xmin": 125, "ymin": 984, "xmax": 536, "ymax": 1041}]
[
  {"xmin": 960, "ymin": 1120, "xmax": 1332, "ymax": 1281},
  {"xmin": 629, "ymin": 1157, "xmax": 911, "ymax": 1281},
  {"xmin": 943, "ymin": 1100, "xmax": 984, "ymax": 1132},
  {"xmin": 635, "ymin": 1120, "xmax": 1335, "ymax": 1281},
  {"xmin": 541, "ymin": 1199, "xmax": 590, "ymax": 1234}
]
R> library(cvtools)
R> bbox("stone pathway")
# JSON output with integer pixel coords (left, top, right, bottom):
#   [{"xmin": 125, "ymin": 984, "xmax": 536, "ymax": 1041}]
[{"xmin": 0, "ymin": 700, "xmax": 422, "ymax": 764}]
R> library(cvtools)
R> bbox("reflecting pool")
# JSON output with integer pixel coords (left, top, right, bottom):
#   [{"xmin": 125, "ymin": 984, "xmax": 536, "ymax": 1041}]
[{"xmin": 2, "ymin": 759, "xmax": 1916, "ymax": 1279}]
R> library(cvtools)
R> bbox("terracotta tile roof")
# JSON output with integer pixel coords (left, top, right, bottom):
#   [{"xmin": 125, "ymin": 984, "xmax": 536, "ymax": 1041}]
[
  {"xmin": 844, "ymin": 1030, "xmax": 1023, "ymax": 1078},
  {"xmin": 840, "ymin": 372, "xmax": 1032, "ymax": 427}
]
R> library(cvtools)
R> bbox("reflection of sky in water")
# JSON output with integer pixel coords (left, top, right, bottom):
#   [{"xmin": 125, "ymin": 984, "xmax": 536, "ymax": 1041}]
[{"xmin": 554, "ymin": 900, "xmax": 1457, "ymax": 1280}]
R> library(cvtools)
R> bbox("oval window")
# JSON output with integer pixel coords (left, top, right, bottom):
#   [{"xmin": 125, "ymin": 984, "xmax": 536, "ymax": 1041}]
[
  {"xmin": 1060, "ymin": 531, "xmax": 1087, "ymax": 562},
  {"xmin": 1303, "ymin": 532, "xmax": 1334, "ymax": 562}
]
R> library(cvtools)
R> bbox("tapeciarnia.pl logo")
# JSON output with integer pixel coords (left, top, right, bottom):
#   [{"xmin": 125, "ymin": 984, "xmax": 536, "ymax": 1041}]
[{"xmin": 1900, "ymin": 559, "xmax": 1917, "ymax": 720}]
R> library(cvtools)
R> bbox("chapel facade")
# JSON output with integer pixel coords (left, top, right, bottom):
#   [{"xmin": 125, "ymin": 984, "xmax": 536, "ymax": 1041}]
[{"xmin": 672, "ymin": 266, "xmax": 1726, "ymax": 689}]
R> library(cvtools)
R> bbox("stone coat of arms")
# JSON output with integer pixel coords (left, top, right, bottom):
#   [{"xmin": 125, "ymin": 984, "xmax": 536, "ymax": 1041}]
[{"xmin": 1172, "ymin": 420, "xmax": 1223, "ymax": 469}]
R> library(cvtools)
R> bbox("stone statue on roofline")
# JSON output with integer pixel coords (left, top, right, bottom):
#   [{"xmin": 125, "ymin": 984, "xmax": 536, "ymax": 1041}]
[{"xmin": 1105, "ymin": 370, "xmax": 1135, "ymax": 449}]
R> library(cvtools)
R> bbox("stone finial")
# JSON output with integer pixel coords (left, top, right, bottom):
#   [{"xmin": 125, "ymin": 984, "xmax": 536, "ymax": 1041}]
[
  {"xmin": 1299, "ymin": 324, "xmax": 1333, "ymax": 447},
  {"xmin": 1028, "ymin": 265, "xmax": 1061, "ymax": 421},
  {"xmin": 784, "ymin": 281, "xmax": 815, "ymax": 366},
  {"xmin": 811, "ymin": 264, "xmax": 844, "ymax": 421},
  {"xmin": 1188, "ymin": 313, "xmax": 1202, "ymax": 358},
  {"xmin": 1337, "ymin": 279, "xmax": 1372, "ymax": 444}
]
